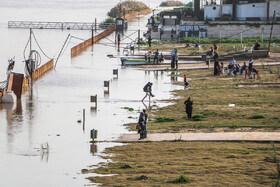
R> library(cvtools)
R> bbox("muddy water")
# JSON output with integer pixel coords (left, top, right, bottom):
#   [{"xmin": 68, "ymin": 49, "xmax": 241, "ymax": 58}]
[{"xmin": 0, "ymin": 1, "xmax": 181, "ymax": 186}]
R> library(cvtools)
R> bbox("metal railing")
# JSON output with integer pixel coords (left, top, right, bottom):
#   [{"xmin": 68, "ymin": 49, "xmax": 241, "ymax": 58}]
[{"xmin": 8, "ymin": 21, "xmax": 115, "ymax": 30}]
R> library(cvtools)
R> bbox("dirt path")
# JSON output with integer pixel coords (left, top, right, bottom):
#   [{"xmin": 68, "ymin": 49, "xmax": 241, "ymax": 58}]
[{"xmin": 116, "ymin": 132, "xmax": 280, "ymax": 142}]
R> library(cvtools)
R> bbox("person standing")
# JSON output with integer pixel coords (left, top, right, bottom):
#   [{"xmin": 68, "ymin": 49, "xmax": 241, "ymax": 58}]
[
  {"xmin": 248, "ymin": 58, "xmax": 253, "ymax": 71},
  {"xmin": 153, "ymin": 49, "xmax": 159, "ymax": 64},
  {"xmin": 174, "ymin": 49, "xmax": 179, "ymax": 69},
  {"xmin": 148, "ymin": 51, "xmax": 151, "ymax": 63},
  {"xmin": 248, "ymin": 58, "xmax": 253, "ymax": 78},
  {"xmin": 184, "ymin": 97, "xmax": 193, "ymax": 119},
  {"xmin": 213, "ymin": 51, "xmax": 219, "ymax": 75},
  {"xmin": 171, "ymin": 49, "xmax": 175, "ymax": 69},
  {"xmin": 148, "ymin": 35, "xmax": 152, "ymax": 48},
  {"xmin": 138, "ymin": 109, "xmax": 148, "ymax": 140}
]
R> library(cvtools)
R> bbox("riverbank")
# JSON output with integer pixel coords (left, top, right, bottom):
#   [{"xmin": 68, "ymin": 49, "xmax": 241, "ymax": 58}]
[
  {"xmin": 88, "ymin": 141, "xmax": 280, "ymax": 186},
  {"xmin": 86, "ymin": 53, "xmax": 280, "ymax": 185}
]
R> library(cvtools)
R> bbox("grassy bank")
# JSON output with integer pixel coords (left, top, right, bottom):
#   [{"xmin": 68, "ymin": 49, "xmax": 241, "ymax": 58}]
[
  {"xmin": 125, "ymin": 65, "xmax": 280, "ymax": 132},
  {"xmin": 87, "ymin": 142, "xmax": 280, "ymax": 186},
  {"xmin": 85, "ymin": 61, "xmax": 280, "ymax": 186},
  {"xmin": 142, "ymin": 39, "xmax": 280, "ymax": 54}
]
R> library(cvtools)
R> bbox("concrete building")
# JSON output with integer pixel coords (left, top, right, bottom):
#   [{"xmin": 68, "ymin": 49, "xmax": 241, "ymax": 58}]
[{"xmin": 147, "ymin": 0, "xmax": 280, "ymax": 40}]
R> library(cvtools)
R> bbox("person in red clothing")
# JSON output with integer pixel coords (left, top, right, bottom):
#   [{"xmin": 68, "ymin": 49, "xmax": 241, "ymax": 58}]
[{"xmin": 184, "ymin": 74, "xmax": 189, "ymax": 87}]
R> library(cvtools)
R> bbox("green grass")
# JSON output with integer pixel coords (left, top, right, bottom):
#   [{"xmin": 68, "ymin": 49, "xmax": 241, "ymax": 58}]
[
  {"xmin": 252, "ymin": 114, "xmax": 266, "ymax": 119},
  {"xmin": 122, "ymin": 107, "xmax": 134, "ymax": 112},
  {"xmin": 88, "ymin": 142, "xmax": 280, "ymax": 186},
  {"xmin": 155, "ymin": 116, "xmax": 176, "ymax": 123},
  {"xmin": 143, "ymin": 66, "xmax": 280, "ymax": 132}
]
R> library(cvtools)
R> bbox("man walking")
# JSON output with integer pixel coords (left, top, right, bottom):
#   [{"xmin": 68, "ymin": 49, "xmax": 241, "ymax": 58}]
[{"xmin": 142, "ymin": 82, "xmax": 155, "ymax": 102}]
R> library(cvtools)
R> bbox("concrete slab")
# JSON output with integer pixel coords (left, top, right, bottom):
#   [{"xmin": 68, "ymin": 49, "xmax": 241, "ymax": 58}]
[{"xmin": 116, "ymin": 132, "xmax": 280, "ymax": 142}]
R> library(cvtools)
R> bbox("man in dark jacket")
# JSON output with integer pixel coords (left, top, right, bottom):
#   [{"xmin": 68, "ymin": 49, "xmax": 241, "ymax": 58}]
[{"xmin": 184, "ymin": 97, "xmax": 193, "ymax": 119}]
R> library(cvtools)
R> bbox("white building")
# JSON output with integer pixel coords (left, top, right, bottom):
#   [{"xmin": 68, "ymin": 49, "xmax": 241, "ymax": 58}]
[{"xmin": 204, "ymin": 0, "xmax": 280, "ymax": 21}]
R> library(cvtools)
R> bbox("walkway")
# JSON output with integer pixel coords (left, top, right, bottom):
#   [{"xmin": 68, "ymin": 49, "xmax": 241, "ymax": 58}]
[{"xmin": 116, "ymin": 132, "xmax": 280, "ymax": 142}]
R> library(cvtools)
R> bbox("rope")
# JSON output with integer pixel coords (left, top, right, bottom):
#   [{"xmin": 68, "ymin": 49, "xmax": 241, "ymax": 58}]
[
  {"xmin": 54, "ymin": 34, "xmax": 71, "ymax": 69},
  {"xmin": 31, "ymin": 30, "xmax": 52, "ymax": 60},
  {"xmin": 71, "ymin": 36, "xmax": 87, "ymax": 41},
  {"xmin": 23, "ymin": 38, "xmax": 30, "ymax": 61}
]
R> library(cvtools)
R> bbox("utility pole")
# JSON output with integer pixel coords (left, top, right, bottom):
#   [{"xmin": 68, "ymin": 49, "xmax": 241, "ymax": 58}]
[
  {"xmin": 268, "ymin": 10, "xmax": 276, "ymax": 56},
  {"xmin": 29, "ymin": 28, "xmax": 33, "ymax": 86}
]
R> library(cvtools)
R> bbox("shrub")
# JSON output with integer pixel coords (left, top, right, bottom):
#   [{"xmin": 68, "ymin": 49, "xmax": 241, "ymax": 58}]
[
  {"xmin": 160, "ymin": 1, "xmax": 184, "ymax": 7},
  {"xmin": 172, "ymin": 173, "xmax": 191, "ymax": 183},
  {"xmin": 252, "ymin": 114, "xmax": 266, "ymax": 119},
  {"xmin": 123, "ymin": 107, "xmax": 134, "ymax": 112},
  {"xmin": 107, "ymin": 1, "xmax": 148, "ymax": 18},
  {"xmin": 99, "ymin": 18, "xmax": 115, "ymax": 29},
  {"xmin": 192, "ymin": 114, "xmax": 205, "ymax": 121},
  {"xmin": 155, "ymin": 116, "xmax": 176, "ymax": 123}
]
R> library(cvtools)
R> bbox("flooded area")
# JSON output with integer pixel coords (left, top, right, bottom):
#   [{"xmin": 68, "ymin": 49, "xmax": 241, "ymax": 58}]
[{"xmin": 0, "ymin": 1, "xmax": 182, "ymax": 186}]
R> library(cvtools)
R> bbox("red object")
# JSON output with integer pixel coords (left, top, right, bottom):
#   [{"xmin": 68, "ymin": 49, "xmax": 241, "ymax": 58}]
[{"xmin": 7, "ymin": 73, "xmax": 24, "ymax": 98}]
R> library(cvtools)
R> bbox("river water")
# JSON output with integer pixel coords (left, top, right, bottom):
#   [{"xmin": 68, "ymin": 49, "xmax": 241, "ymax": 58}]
[{"xmin": 0, "ymin": 1, "xmax": 181, "ymax": 186}]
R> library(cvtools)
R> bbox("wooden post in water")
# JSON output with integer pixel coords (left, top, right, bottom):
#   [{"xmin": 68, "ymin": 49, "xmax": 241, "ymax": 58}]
[
  {"xmin": 104, "ymin": 80, "xmax": 110, "ymax": 93},
  {"xmin": 113, "ymin": 69, "xmax": 118, "ymax": 78},
  {"xmin": 90, "ymin": 94, "xmax": 97, "ymax": 108},
  {"xmin": 83, "ymin": 109, "xmax": 85, "ymax": 131}
]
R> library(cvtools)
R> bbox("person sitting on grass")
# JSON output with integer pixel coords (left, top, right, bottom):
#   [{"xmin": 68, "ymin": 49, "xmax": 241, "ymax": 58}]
[
  {"xmin": 233, "ymin": 63, "xmax": 240, "ymax": 76},
  {"xmin": 206, "ymin": 47, "xmax": 213, "ymax": 56},
  {"xmin": 239, "ymin": 62, "xmax": 247, "ymax": 75},
  {"xmin": 250, "ymin": 67, "xmax": 259, "ymax": 79},
  {"xmin": 158, "ymin": 53, "xmax": 164, "ymax": 63}
]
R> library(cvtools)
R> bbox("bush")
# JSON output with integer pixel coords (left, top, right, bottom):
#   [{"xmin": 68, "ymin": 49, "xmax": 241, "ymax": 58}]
[
  {"xmin": 252, "ymin": 114, "xmax": 266, "ymax": 119},
  {"xmin": 99, "ymin": 18, "xmax": 115, "ymax": 29},
  {"xmin": 160, "ymin": 1, "xmax": 184, "ymax": 7},
  {"xmin": 172, "ymin": 173, "xmax": 191, "ymax": 183},
  {"xmin": 155, "ymin": 116, "xmax": 176, "ymax": 123},
  {"xmin": 123, "ymin": 107, "xmax": 134, "ymax": 112},
  {"xmin": 107, "ymin": 1, "xmax": 148, "ymax": 18},
  {"xmin": 192, "ymin": 114, "xmax": 206, "ymax": 121}
]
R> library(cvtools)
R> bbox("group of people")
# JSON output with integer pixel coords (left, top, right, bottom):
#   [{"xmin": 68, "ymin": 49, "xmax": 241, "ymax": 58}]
[
  {"xmin": 225, "ymin": 57, "xmax": 259, "ymax": 79},
  {"xmin": 170, "ymin": 49, "xmax": 179, "ymax": 69},
  {"xmin": 144, "ymin": 49, "xmax": 164, "ymax": 64}
]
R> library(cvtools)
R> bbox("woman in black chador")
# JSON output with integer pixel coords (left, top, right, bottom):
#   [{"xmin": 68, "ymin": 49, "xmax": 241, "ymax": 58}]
[
  {"xmin": 184, "ymin": 97, "xmax": 193, "ymax": 119},
  {"xmin": 213, "ymin": 51, "xmax": 220, "ymax": 75}
]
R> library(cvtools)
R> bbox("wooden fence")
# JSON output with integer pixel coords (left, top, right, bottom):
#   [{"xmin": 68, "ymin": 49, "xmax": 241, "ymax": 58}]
[
  {"xmin": 22, "ymin": 59, "xmax": 54, "ymax": 93},
  {"xmin": 71, "ymin": 8, "xmax": 152, "ymax": 58},
  {"xmin": 71, "ymin": 25, "xmax": 116, "ymax": 58},
  {"xmin": 124, "ymin": 8, "xmax": 152, "ymax": 19}
]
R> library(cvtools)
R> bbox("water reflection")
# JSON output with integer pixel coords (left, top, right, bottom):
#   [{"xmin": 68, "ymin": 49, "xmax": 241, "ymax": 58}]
[
  {"xmin": 90, "ymin": 106, "xmax": 97, "ymax": 117},
  {"xmin": 90, "ymin": 143, "xmax": 97, "ymax": 156},
  {"xmin": 104, "ymin": 90, "xmax": 109, "ymax": 98},
  {"xmin": 40, "ymin": 142, "xmax": 50, "ymax": 163},
  {"xmin": 170, "ymin": 72, "xmax": 178, "ymax": 82}
]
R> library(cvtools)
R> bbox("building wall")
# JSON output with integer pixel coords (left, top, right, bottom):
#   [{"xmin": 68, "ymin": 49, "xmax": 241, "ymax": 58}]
[
  {"xmin": 204, "ymin": 5, "xmax": 221, "ymax": 20},
  {"xmin": 207, "ymin": 24, "xmax": 280, "ymax": 38},
  {"xmin": 222, "ymin": 4, "xmax": 233, "ymax": 16},
  {"xmin": 236, "ymin": 3, "xmax": 267, "ymax": 20},
  {"xmin": 269, "ymin": 1, "xmax": 280, "ymax": 18},
  {"xmin": 204, "ymin": 3, "xmax": 269, "ymax": 21}
]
